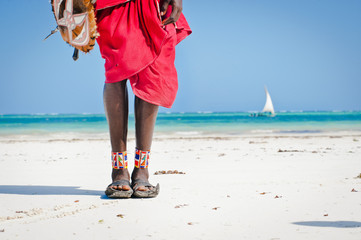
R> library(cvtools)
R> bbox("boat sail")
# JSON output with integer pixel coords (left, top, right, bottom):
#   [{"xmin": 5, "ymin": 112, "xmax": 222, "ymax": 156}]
[
  {"xmin": 250, "ymin": 86, "xmax": 275, "ymax": 117},
  {"xmin": 262, "ymin": 86, "xmax": 275, "ymax": 115}
]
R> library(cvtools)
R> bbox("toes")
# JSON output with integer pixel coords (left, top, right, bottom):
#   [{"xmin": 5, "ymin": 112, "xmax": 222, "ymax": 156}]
[
  {"xmin": 110, "ymin": 185, "xmax": 131, "ymax": 191},
  {"xmin": 136, "ymin": 186, "xmax": 153, "ymax": 192},
  {"xmin": 137, "ymin": 186, "xmax": 147, "ymax": 191}
]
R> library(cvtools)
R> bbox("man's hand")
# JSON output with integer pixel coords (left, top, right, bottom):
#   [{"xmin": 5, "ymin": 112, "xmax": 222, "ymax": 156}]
[{"xmin": 160, "ymin": 0, "xmax": 183, "ymax": 25}]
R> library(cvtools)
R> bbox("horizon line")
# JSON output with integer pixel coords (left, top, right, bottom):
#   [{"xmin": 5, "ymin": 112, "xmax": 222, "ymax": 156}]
[{"xmin": 1, "ymin": 110, "xmax": 361, "ymax": 116}]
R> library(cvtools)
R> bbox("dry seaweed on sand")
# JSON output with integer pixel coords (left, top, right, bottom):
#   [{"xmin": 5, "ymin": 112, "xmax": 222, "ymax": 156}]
[
  {"xmin": 154, "ymin": 170, "xmax": 185, "ymax": 175},
  {"xmin": 277, "ymin": 149, "xmax": 304, "ymax": 153},
  {"xmin": 175, "ymin": 204, "xmax": 188, "ymax": 208}
]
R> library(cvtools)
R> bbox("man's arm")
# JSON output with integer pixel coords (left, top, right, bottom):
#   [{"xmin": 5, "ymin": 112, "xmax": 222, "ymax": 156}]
[{"xmin": 160, "ymin": 0, "xmax": 183, "ymax": 25}]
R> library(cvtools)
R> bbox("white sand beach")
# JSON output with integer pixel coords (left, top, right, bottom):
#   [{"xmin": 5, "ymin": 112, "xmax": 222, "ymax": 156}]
[{"xmin": 0, "ymin": 132, "xmax": 360, "ymax": 239}]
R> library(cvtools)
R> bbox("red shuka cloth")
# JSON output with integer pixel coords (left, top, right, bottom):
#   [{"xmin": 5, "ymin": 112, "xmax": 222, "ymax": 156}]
[
  {"xmin": 95, "ymin": 0, "xmax": 191, "ymax": 108},
  {"xmin": 95, "ymin": 0, "xmax": 130, "ymax": 10}
]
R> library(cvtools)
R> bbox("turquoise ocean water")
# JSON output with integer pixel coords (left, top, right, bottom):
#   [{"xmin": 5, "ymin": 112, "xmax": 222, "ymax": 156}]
[{"xmin": 1, "ymin": 112, "xmax": 361, "ymax": 136}]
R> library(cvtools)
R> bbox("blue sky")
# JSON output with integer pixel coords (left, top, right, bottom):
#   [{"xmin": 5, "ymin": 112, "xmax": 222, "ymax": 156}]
[{"xmin": 0, "ymin": 0, "xmax": 360, "ymax": 114}]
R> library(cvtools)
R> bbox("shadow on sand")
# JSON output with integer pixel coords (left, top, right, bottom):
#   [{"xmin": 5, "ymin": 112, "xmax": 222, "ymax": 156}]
[
  {"xmin": 0, "ymin": 185, "xmax": 103, "ymax": 196},
  {"xmin": 293, "ymin": 221, "xmax": 361, "ymax": 228}
]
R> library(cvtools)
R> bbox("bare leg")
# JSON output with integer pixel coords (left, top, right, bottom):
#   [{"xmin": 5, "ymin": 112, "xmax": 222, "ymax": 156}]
[
  {"xmin": 103, "ymin": 81, "xmax": 131, "ymax": 190},
  {"xmin": 131, "ymin": 96, "xmax": 159, "ymax": 191}
]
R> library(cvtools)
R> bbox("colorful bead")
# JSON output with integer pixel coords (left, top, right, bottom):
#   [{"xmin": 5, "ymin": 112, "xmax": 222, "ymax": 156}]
[
  {"xmin": 134, "ymin": 149, "xmax": 150, "ymax": 169},
  {"xmin": 112, "ymin": 152, "xmax": 128, "ymax": 169}
]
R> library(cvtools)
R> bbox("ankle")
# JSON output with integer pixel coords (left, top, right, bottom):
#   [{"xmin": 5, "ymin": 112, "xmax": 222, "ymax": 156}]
[
  {"xmin": 131, "ymin": 167, "xmax": 149, "ymax": 181},
  {"xmin": 112, "ymin": 168, "xmax": 130, "ymax": 181}
]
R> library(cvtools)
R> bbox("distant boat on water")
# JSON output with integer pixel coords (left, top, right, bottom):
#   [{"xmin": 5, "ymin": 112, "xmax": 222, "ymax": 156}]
[{"xmin": 250, "ymin": 86, "xmax": 276, "ymax": 117}]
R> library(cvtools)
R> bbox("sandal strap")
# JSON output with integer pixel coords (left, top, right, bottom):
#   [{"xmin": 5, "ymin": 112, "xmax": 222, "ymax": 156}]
[
  {"xmin": 109, "ymin": 179, "xmax": 131, "ymax": 187},
  {"xmin": 131, "ymin": 179, "xmax": 154, "ymax": 188}
]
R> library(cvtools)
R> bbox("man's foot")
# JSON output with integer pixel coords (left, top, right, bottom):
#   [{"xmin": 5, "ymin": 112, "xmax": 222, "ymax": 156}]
[
  {"xmin": 110, "ymin": 168, "xmax": 131, "ymax": 190},
  {"xmin": 131, "ymin": 168, "xmax": 160, "ymax": 198},
  {"xmin": 105, "ymin": 169, "xmax": 133, "ymax": 198},
  {"xmin": 131, "ymin": 168, "xmax": 151, "ymax": 191}
]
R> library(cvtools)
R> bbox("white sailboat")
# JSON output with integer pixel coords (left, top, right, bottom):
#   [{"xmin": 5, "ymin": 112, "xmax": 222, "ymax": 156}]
[
  {"xmin": 262, "ymin": 86, "xmax": 275, "ymax": 116},
  {"xmin": 250, "ymin": 86, "xmax": 276, "ymax": 117}
]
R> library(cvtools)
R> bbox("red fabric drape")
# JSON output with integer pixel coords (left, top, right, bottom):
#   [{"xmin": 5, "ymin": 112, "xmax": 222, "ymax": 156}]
[{"xmin": 96, "ymin": 0, "xmax": 191, "ymax": 108}]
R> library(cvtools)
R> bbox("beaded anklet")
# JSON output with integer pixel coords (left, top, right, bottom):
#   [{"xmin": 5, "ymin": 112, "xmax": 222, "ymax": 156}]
[
  {"xmin": 112, "ymin": 151, "xmax": 128, "ymax": 169},
  {"xmin": 134, "ymin": 149, "xmax": 150, "ymax": 169}
]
